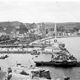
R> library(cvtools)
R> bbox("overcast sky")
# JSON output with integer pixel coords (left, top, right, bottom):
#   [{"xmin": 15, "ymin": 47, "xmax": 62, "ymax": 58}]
[{"xmin": 0, "ymin": 0, "xmax": 80, "ymax": 23}]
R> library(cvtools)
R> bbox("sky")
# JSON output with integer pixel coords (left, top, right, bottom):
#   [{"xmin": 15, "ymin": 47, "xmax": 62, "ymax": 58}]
[{"xmin": 0, "ymin": 0, "xmax": 80, "ymax": 23}]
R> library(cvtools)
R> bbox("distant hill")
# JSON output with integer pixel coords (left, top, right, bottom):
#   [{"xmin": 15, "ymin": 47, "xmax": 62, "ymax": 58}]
[
  {"xmin": 0, "ymin": 21, "xmax": 38, "ymax": 34},
  {"xmin": 25, "ymin": 23, "xmax": 37, "ymax": 29},
  {"xmin": 38, "ymin": 22, "xmax": 80, "ymax": 30},
  {"xmin": 0, "ymin": 21, "xmax": 22, "ymax": 27},
  {"xmin": 0, "ymin": 21, "xmax": 80, "ymax": 34},
  {"xmin": 0, "ymin": 21, "xmax": 28, "ymax": 34},
  {"xmin": 57, "ymin": 22, "xmax": 80, "ymax": 30}
]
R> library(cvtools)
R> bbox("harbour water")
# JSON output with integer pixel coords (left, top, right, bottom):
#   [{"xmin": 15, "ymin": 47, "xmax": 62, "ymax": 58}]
[
  {"xmin": 0, "ymin": 37, "xmax": 80, "ymax": 80},
  {"xmin": 0, "ymin": 54, "xmax": 80, "ymax": 80}
]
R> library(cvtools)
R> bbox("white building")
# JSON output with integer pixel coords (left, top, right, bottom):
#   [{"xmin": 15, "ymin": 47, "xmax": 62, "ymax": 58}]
[{"xmin": 78, "ymin": 30, "xmax": 80, "ymax": 33}]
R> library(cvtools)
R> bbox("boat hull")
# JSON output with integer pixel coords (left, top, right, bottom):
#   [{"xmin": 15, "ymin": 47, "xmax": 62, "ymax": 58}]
[{"xmin": 35, "ymin": 61, "xmax": 77, "ymax": 67}]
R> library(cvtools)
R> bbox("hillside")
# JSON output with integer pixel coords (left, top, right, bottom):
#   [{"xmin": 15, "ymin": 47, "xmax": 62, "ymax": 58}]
[
  {"xmin": 57, "ymin": 22, "xmax": 80, "ymax": 30},
  {"xmin": 0, "ymin": 21, "xmax": 80, "ymax": 34},
  {"xmin": 41, "ymin": 22, "xmax": 80, "ymax": 30},
  {"xmin": 0, "ymin": 21, "xmax": 28, "ymax": 34}
]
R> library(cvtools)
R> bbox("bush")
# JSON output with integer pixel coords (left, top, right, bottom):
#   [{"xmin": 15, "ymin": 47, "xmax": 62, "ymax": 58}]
[{"xmin": 0, "ymin": 35, "xmax": 10, "ymax": 41}]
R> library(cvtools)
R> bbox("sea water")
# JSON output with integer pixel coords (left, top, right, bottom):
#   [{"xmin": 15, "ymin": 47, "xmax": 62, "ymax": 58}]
[{"xmin": 0, "ymin": 37, "xmax": 80, "ymax": 80}]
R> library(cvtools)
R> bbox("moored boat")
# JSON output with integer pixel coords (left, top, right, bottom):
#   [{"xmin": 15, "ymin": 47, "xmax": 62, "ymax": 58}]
[
  {"xmin": 34, "ymin": 23, "xmax": 77, "ymax": 67},
  {"xmin": 6, "ymin": 64, "xmax": 51, "ymax": 80},
  {"xmin": 34, "ymin": 39, "xmax": 77, "ymax": 67}
]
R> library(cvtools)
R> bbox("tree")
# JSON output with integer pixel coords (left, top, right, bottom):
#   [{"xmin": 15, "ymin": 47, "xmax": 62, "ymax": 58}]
[
  {"xmin": 69, "ymin": 29, "xmax": 74, "ymax": 33},
  {"xmin": 46, "ymin": 29, "xmax": 48, "ymax": 34},
  {"xmin": 0, "ymin": 26, "xmax": 4, "ymax": 32},
  {"xmin": 0, "ymin": 35, "xmax": 10, "ymax": 41},
  {"xmin": 73, "ymin": 27, "xmax": 79, "ymax": 32},
  {"xmin": 6, "ymin": 25, "xmax": 15, "ymax": 34},
  {"xmin": 57, "ymin": 26, "xmax": 65, "ymax": 32},
  {"xmin": 17, "ymin": 24, "xmax": 28, "ymax": 34},
  {"xmin": 50, "ymin": 28, "xmax": 54, "ymax": 31}
]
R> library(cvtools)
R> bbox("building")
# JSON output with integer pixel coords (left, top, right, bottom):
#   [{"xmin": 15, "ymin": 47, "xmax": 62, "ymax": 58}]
[{"xmin": 0, "ymin": 32, "xmax": 6, "ymax": 36}]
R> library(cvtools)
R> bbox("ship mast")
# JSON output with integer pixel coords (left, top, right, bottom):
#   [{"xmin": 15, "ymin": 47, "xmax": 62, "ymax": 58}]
[{"xmin": 54, "ymin": 23, "xmax": 57, "ymax": 38}]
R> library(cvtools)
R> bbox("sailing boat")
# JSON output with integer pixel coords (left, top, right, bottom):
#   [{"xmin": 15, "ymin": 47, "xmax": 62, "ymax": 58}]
[{"xmin": 34, "ymin": 23, "xmax": 77, "ymax": 67}]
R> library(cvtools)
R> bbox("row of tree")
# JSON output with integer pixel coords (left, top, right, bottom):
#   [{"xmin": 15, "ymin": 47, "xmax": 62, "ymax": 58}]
[
  {"xmin": 0, "ymin": 35, "xmax": 10, "ymax": 41},
  {"xmin": 45, "ymin": 26, "xmax": 80, "ymax": 33},
  {"xmin": 57, "ymin": 26, "xmax": 79, "ymax": 33}
]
